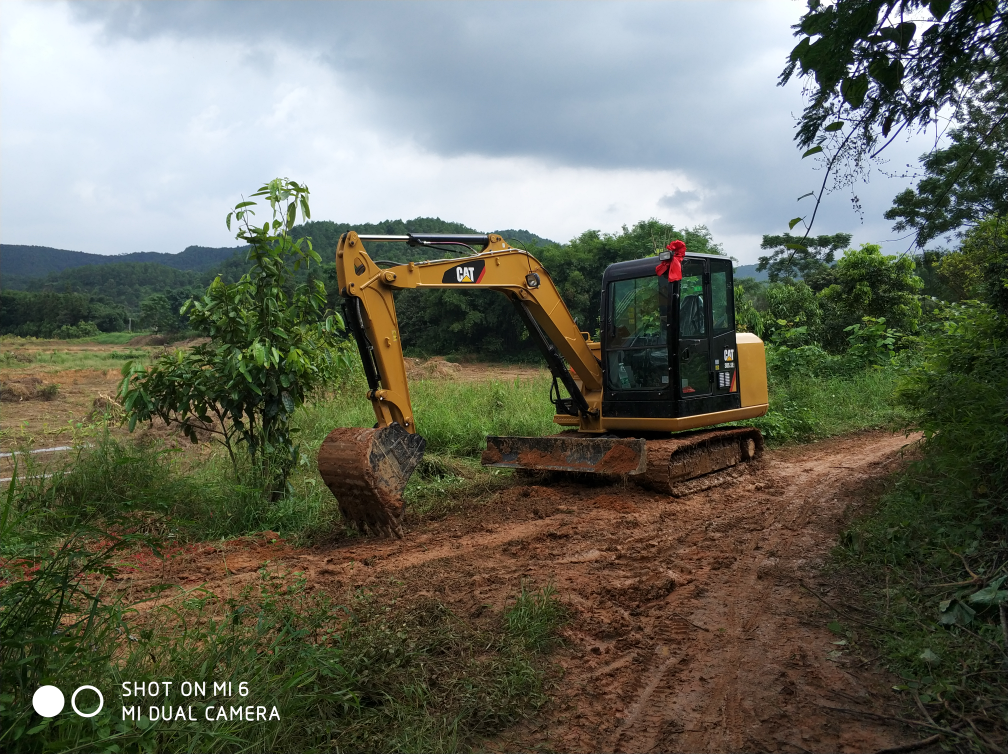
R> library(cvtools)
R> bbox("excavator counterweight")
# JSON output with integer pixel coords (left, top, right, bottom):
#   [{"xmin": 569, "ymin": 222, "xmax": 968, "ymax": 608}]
[{"xmin": 318, "ymin": 231, "xmax": 769, "ymax": 535}]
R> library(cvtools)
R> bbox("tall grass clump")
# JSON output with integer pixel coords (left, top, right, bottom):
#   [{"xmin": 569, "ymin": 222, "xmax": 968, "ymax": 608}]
[
  {"xmin": 12, "ymin": 434, "xmax": 331, "ymax": 542},
  {"xmin": 0, "ymin": 471, "xmax": 142, "ymax": 751},
  {"xmin": 837, "ymin": 302, "xmax": 1007, "ymax": 751}
]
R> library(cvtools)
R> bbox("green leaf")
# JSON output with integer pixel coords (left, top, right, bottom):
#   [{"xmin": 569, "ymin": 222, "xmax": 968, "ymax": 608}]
[
  {"xmin": 840, "ymin": 74, "xmax": 869, "ymax": 108},
  {"xmin": 968, "ymin": 576, "xmax": 1007, "ymax": 605},
  {"xmin": 789, "ymin": 37, "xmax": 811, "ymax": 64},
  {"xmin": 797, "ymin": 192, "xmax": 815, "ymax": 201},
  {"xmin": 785, "ymin": 242, "xmax": 808, "ymax": 251},
  {"xmin": 827, "ymin": 620, "xmax": 845, "ymax": 634},
  {"xmin": 788, "ymin": 217, "xmax": 804, "ymax": 230},
  {"xmin": 802, "ymin": 145, "xmax": 823, "ymax": 158},
  {"xmin": 919, "ymin": 648, "xmax": 940, "ymax": 664},
  {"xmin": 937, "ymin": 598, "xmax": 976, "ymax": 625},
  {"xmin": 823, "ymin": 121, "xmax": 844, "ymax": 132},
  {"xmin": 975, "ymin": 0, "xmax": 997, "ymax": 24},
  {"xmin": 234, "ymin": 200, "xmax": 256, "ymax": 209},
  {"xmin": 929, "ymin": 0, "xmax": 951, "ymax": 20}
]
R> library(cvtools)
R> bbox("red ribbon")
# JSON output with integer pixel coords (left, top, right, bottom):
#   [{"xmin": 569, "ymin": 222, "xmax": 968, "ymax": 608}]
[{"xmin": 655, "ymin": 240, "xmax": 686, "ymax": 282}]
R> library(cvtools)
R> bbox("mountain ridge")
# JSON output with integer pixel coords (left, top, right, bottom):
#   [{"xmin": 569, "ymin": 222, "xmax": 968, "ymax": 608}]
[{"xmin": 1, "ymin": 244, "xmax": 247, "ymax": 281}]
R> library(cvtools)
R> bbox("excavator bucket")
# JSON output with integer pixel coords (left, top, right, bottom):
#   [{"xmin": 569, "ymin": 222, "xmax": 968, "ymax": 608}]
[{"xmin": 317, "ymin": 423, "xmax": 426, "ymax": 537}]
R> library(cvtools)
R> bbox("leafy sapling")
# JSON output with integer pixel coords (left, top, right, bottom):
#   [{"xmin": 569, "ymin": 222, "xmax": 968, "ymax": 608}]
[{"xmin": 120, "ymin": 178, "xmax": 344, "ymax": 497}]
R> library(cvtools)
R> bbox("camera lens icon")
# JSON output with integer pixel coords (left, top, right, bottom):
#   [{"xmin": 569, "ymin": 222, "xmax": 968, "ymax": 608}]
[{"xmin": 32, "ymin": 685, "xmax": 104, "ymax": 718}]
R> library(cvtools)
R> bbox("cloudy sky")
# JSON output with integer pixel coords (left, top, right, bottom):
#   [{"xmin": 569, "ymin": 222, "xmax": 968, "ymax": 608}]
[{"xmin": 2, "ymin": 1, "xmax": 939, "ymax": 263}]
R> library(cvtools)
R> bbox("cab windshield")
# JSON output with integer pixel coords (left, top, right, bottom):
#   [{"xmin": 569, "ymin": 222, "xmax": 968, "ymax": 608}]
[{"xmin": 606, "ymin": 276, "xmax": 669, "ymax": 390}]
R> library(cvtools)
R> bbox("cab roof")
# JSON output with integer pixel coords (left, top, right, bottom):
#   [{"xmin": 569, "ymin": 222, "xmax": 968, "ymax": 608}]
[{"xmin": 602, "ymin": 253, "xmax": 732, "ymax": 285}]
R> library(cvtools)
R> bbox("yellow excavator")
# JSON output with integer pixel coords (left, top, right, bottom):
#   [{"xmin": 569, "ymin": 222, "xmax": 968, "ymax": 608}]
[{"xmin": 318, "ymin": 232, "xmax": 769, "ymax": 536}]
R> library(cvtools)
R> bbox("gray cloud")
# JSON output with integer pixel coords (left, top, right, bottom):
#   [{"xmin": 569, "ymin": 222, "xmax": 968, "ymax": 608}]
[
  {"xmin": 68, "ymin": 1, "xmax": 812, "ymax": 230},
  {"xmin": 2, "ymin": 2, "xmax": 937, "ymax": 260},
  {"xmin": 659, "ymin": 189, "xmax": 702, "ymax": 210}
]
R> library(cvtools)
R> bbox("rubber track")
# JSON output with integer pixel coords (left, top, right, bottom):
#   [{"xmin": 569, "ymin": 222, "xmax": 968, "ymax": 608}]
[{"xmin": 642, "ymin": 427, "xmax": 764, "ymax": 496}]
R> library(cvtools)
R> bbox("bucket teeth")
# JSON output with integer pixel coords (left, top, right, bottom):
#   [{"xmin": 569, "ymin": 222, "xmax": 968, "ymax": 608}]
[{"xmin": 317, "ymin": 423, "xmax": 426, "ymax": 537}]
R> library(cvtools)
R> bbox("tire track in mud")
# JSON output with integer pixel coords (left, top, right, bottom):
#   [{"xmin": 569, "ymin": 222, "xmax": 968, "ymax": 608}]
[
  {"xmin": 600, "ymin": 434, "xmax": 915, "ymax": 754},
  {"xmin": 120, "ymin": 431, "xmax": 920, "ymax": 752}
]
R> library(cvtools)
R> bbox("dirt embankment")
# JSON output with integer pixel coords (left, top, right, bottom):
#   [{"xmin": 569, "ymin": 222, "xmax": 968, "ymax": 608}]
[{"xmin": 115, "ymin": 431, "xmax": 922, "ymax": 752}]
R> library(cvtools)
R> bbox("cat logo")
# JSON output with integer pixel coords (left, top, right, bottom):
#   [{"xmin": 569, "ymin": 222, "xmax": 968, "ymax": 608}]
[{"xmin": 441, "ymin": 259, "xmax": 486, "ymax": 284}]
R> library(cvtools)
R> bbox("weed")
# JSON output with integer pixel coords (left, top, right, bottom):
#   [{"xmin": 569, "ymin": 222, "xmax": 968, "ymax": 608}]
[
  {"xmin": 37, "ymin": 384, "xmax": 59, "ymax": 401},
  {"xmin": 505, "ymin": 582, "xmax": 566, "ymax": 653}
]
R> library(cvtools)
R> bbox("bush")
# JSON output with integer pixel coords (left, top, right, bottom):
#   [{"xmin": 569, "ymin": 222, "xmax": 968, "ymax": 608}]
[
  {"xmin": 837, "ymin": 300, "xmax": 1007, "ymax": 751},
  {"xmin": 818, "ymin": 243, "xmax": 924, "ymax": 348}
]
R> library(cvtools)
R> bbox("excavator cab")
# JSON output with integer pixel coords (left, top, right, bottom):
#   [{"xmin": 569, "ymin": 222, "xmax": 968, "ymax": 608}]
[{"xmin": 602, "ymin": 254, "xmax": 739, "ymax": 420}]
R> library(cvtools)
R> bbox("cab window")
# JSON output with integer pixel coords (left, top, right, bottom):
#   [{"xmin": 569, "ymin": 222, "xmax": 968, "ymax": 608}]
[
  {"xmin": 606, "ymin": 276, "xmax": 668, "ymax": 390},
  {"xmin": 710, "ymin": 261, "xmax": 734, "ymax": 334}
]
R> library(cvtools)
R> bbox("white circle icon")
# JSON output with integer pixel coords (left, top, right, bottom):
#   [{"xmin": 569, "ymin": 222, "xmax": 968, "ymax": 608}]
[
  {"xmin": 32, "ymin": 686, "xmax": 65, "ymax": 717},
  {"xmin": 71, "ymin": 686, "xmax": 104, "ymax": 718}
]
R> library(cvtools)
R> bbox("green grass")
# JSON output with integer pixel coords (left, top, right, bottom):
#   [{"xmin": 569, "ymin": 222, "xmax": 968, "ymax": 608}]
[
  {"xmin": 85, "ymin": 331, "xmax": 148, "ymax": 345},
  {"xmin": 0, "ymin": 346, "xmax": 154, "ymax": 373},
  {"xmin": 833, "ymin": 471, "xmax": 1007, "ymax": 751},
  {"xmin": 11, "ymin": 435, "xmax": 334, "ymax": 542},
  {"xmin": 826, "ymin": 306, "xmax": 1008, "ymax": 752},
  {"xmin": 0, "ymin": 331, "xmax": 145, "ymax": 346},
  {"xmin": 746, "ymin": 367, "xmax": 909, "ymax": 445},
  {"xmin": 299, "ymin": 374, "xmax": 558, "ymax": 458}
]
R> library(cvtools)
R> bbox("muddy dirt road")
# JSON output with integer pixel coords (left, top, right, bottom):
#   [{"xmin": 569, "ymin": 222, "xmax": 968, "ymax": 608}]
[{"xmin": 125, "ymin": 430, "xmax": 921, "ymax": 752}]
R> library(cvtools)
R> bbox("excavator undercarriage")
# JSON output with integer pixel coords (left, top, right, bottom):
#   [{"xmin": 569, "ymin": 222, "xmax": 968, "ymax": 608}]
[{"xmin": 317, "ymin": 231, "xmax": 770, "ymax": 536}]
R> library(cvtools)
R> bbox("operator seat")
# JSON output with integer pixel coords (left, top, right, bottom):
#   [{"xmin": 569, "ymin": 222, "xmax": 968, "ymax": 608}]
[{"xmin": 680, "ymin": 294, "xmax": 705, "ymax": 337}]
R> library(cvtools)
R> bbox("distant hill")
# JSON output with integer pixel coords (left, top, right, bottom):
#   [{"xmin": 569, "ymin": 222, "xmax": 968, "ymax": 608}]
[
  {"xmin": 492, "ymin": 229, "xmax": 556, "ymax": 247},
  {"xmin": 733, "ymin": 264, "xmax": 768, "ymax": 281},
  {"xmin": 0, "ymin": 243, "xmax": 246, "ymax": 282}
]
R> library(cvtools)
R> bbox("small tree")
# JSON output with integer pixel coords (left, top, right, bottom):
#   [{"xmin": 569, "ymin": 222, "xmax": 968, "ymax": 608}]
[
  {"xmin": 938, "ymin": 215, "xmax": 1008, "ymax": 313},
  {"xmin": 818, "ymin": 242, "xmax": 923, "ymax": 347},
  {"xmin": 120, "ymin": 179, "xmax": 343, "ymax": 495},
  {"xmin": 757, "ymin": 232, "xmax": 851, "ymax": 284}
]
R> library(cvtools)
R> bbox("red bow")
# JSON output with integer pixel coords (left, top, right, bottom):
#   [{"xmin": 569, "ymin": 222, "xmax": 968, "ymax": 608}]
[{"xmin": 656, "ymin": 240, "xmax": 687, "ymax": 282}]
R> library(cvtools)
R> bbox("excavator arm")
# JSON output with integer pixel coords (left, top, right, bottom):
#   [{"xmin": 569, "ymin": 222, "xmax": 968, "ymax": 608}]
[
  {"xmin": 319, "ymin": 231, "xmax": 604, "ymax": 536},
  {"xmin": 335, "ymin": 231, "xmax": 604, "ymax": 433}
]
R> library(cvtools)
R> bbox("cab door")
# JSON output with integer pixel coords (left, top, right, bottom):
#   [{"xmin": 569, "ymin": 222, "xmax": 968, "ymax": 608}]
[
  {"xmin": 676, "ymin": 258, "xmax": 711, "ymax": 399},
  {"xmin": 709, "ymin": 258, "xmax": 740, "ymax": 402},
  {"xmin": 676, "ymin": 257, "xmax": 740, "ymax": 416}
]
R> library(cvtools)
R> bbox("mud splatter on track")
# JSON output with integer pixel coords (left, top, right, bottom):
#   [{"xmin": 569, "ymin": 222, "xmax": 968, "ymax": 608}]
[{"xmin": 117, "ymin": 430, "xmax": 921, "ymax": 752}]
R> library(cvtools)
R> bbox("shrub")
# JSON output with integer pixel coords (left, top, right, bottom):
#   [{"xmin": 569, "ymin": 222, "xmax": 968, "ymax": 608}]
[
  {"xmin": 818, "ymin": 243, "xmax": 924, "ymax": 347},
  {"xmin": 120, "ymin": 179, "xmax": 345, "ymax": 495}
]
